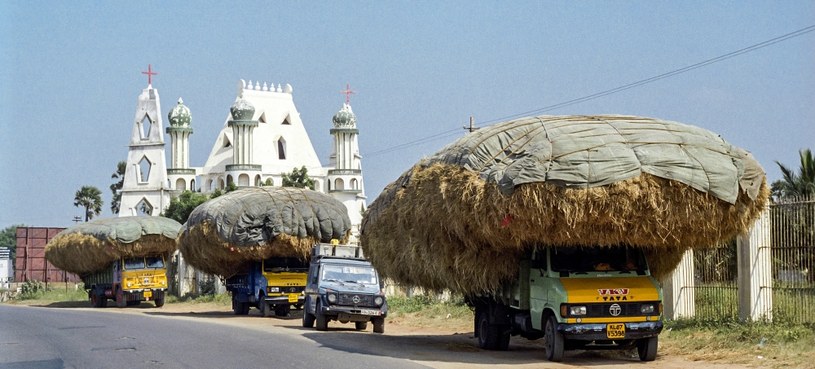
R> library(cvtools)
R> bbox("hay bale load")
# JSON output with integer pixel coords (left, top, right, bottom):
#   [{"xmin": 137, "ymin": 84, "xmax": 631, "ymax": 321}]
[
  {"xmin": 45, "ymin": 216, "xmax": 182, "ymax": 276},
  {"xmin": 361, "ymin": 115, "xmax": 769, "ymax": 295},
  {"xmin": 177, "ymin": 187, "xmax": 352, "ymax": 277}
]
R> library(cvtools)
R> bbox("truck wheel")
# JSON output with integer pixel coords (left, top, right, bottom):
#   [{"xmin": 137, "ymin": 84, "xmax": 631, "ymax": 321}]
[
  {"xmin": 637, "ymin": 336, "xmax": 658, "ymax": 361},
  {"xmin": 477, "ymin": 309, "xmax": 505, "ymax": 350},
  {"xmin": 274, "ymin": 304, "xmax": 291, "ymax": 317},
  {"xmin": 543, "ymin": 315, "xmax": 564, "ymax": 362},
  {"xmin": 315, "ymin": 302, "xmax": 328, "ymax": 331},
  {"xmin": 154, "ymin": 298, "xmax": 164, "ymax": 308},
  {"xmin": 232, "ymin": 297, "xmax": 250, "ymax": 315},
  {"xmin": 90, "ymin": 292, "xmax": 104, "ymax": 308},
  {"xmin": 258, "ymin": 299, "xmax": 271, "ymax": 317},
  {"xmin": 115, "ymin": 288, "xmax": 126, "ymax": 308},
  {"xmin": 372, "ymin": 317, "xmax": 385, "ymax": 334},
  {"xmin": 355, "ymin": 321, "xmax": 368, "ymax": 331}
]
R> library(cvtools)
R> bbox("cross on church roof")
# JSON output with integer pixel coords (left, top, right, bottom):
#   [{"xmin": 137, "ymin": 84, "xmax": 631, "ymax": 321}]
[
  {"xmin": 141, "ymin": 64, "xmax": 158, "ymax": 86},
  {"xmin": 340, "ymin": 83, "xmax": 355, "ymax": 104}
]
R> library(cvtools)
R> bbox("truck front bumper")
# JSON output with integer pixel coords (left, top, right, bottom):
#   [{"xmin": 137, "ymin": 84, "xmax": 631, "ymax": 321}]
[
  {"xmin": 263, "ymin": 294, "xmax": 304, "ymax": 305},
  {"xmin": 558, "ymin": 321, "xmax": 663, "ymax": 341}
]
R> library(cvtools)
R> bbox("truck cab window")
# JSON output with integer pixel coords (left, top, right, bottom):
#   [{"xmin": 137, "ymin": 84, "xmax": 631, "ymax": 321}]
[
  {"xmin": 124, "ymin": 257, "xmax": 145, "ymax": 270},
  {"xmin": 146, "ymin": 256, "xmax": 164, "ymax": 268}
]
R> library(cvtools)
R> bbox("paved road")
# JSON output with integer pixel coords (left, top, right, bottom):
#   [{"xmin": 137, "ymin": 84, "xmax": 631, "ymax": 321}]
[{"xmin": 0, "ymin": 304, "xmax": 427, "ymax": 369}]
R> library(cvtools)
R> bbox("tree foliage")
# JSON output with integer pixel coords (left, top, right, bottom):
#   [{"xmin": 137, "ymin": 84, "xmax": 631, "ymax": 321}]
[
  {"xmin": 1, "ymin": 225, "xmax": 23, "ymax": 270},
  {"xmin": 771, "ymin": 148, "xmax": 815, "ymax": 201},
  {"xmin": 281, "ymin": 166, "xmax": 315, "ymax": 190},
  {"xmin": 162, "ymin": 191, "xmax": 209, "ymax": 224},
  {"xmin": 74, "ymin": 186, "xmax": 103, "ymax": 222},
  {"xmin": 110, "ymin": 160, "xmax": 126, "ymax": 214}
]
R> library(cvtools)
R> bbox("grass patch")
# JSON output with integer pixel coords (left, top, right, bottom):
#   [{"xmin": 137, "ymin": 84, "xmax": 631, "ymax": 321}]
[
  {"xmin": 166, "ymin": 292, "xmax": 231, "ymax": 306},
  {"xmin": 387, "ymin": 295, "xmax": 473, "ymax": 329},
  {"xmin": 9, "ymin": 281, "xmax": 87, "ymax": 303}
]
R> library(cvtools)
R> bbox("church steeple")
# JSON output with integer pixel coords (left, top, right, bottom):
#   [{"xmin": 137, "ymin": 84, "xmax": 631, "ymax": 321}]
[
  {"xmin": 327, "ymin": 84, "xmax": 366, "ymax": 240},
  {"xmin": 166, "ymin": 98, "xmax": 196, "ymax": 192},
  {"xmin": 119, "ymin": 65, "xmax": 170, "ymax": 216}
]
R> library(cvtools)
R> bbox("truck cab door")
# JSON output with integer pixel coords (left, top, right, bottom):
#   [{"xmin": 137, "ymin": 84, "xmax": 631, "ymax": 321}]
[{"xmin": 528, "ymin": 248, "xmax": 548, "ymax": 330}]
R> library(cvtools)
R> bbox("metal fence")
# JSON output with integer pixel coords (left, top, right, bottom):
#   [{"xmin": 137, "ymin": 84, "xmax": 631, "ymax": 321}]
[
  {"xmin": 769, "ymin": 194, "xmax": 815, "ymax": 324},
  {"xmin": 681, "ymin": 194, "xmax": 814, "ymax": 324}
]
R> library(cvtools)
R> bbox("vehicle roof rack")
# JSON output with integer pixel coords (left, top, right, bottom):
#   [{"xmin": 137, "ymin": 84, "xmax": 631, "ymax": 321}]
[{"xmin": 312, "ymin": 243, "xmax": 365, "ymax": 260}]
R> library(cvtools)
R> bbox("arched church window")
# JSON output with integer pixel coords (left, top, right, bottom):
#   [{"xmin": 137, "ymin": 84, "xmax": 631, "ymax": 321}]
[
  {"xmin": 139, "ymin": 115, "xmax": 152, "ymax": 140},
  {"xmin": 239, "ymin": 174, "xmax": 250, "ymax": 186},
  {"xmin": 190, "ymin": 179, "xmax": 196, "ymax": 191},
  {"xmin": 278, "ymin": 138, "xmax": 287, "ymax": 160},
  {"xmin": 218, "ymin": 178, "xmax": 225, "ymax": 189},
  {"xmin": 350, "ymin": 178, "xmax": 359, "ymax": 190},
  {"xmin": 175, "ymin": 178, "xmax": 186, "ymax": 191},
  {"xmin": 227, "ymin": 175, "xmax": 234, "ymax": 187},
  {"xmin": 136, "ymin": 198, "xmax": 153, "ymax": 216},
  {"xmin": 254, "ymin": 175, "xmax": 262, "ymax": 186},
  {"xmin": 138, "ymin": 156, "xmax": 152, "ymax": 183},
  {"xmin": 334, "ymin": 178, "xmax": 344, "ymax": 191}
]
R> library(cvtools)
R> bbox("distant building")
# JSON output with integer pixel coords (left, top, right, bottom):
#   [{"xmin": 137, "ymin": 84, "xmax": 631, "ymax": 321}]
[
  {"xmin": 0, "ymin": 247, "xmax": 10, "ymax": 288},
  {"xmin": 119, "ymin": 77, "xmax": 367, "ymax": 238}
]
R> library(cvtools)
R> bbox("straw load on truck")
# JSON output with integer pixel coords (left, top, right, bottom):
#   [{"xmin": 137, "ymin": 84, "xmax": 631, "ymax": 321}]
[
  {"xmin": 45, "ymin": 216, "xmax": 182, "ymax": 276},
  {"xmin": 177, "ymin": 187, "xmax": 352, "ymax": 277},
  {"xmin": 361, "ymin": 115, "xmax": 769, "ymax": 295}
]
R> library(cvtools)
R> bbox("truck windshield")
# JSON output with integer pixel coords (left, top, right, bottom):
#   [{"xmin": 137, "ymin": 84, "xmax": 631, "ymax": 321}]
[
  {"xmin": 550, "ymin": 247, "xmax": 646, "ymax": 274},
  {"xmin": 146, "ymin": 256, "xmax": 164, "ymax": 268},
  {"xmin": 263, "ymin": 257, "xmax": 308, "ymax": 272},
  {"xmin": 321, "ymin": 264, "xmax": 378, "ymax": 285},
  {"xmin": 124, "ymin": 258, "xmax": 145, "ymax": 270}
]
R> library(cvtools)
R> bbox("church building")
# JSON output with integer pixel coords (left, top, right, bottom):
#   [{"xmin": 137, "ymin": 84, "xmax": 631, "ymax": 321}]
[{"xmin": 118, "ymin": 69, "xmax": 367, "ymax": 239}]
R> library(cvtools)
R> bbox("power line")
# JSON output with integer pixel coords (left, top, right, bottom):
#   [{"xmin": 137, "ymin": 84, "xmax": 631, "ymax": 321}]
[{"xmin": 367, "ymin": 24, "xmax": 815, "ymax": 158}]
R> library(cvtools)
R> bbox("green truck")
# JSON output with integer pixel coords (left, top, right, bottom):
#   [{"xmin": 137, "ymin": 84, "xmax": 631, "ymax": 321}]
[
  {"xmin": 470, "ymin": 246, "xmax": 663, "ymax": 361},
  {"xmin": 83, "ymin": 254, "xmax": 168, "ymax": 308}
]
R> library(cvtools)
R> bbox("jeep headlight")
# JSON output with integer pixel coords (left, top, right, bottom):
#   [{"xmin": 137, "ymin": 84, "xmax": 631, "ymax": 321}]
[
  {"xmin": 641, "ymin": 304, "xmax": 656, "ymax": 314},
  {"xmin": 374, "ymin": 296, "xmax": 384, "ymax": 306},
  {"xmin": 327, "ymin": 293, "xmax": 337, "ymax": 304}
]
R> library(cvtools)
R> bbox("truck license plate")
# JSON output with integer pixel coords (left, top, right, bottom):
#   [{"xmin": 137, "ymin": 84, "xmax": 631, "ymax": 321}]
[
  {"xmin": 287, "ymin": 294, "xmax": 298, "ymax": 303},
  {"xmin": 144, "ymin": 290, "xmax": 152, "ymax": 299},
  {"xmin": 607, "ymin": 323, "xmax": 625, "ymax": 339}
]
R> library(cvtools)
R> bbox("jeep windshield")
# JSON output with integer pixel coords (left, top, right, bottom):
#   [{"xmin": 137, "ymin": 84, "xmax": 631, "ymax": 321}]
[
  {"xmin": 320, "ymin": 264, "xmax": 378, "ymax": 285},
  {"xmin": 550, "ymin": 247, "xmax": 647, "ymax": 275}
]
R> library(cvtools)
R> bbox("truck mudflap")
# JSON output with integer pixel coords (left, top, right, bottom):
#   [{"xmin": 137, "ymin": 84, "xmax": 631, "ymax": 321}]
[{"xmin": 558, "ymin": 321, "xmax": 663, "ymax": 341}]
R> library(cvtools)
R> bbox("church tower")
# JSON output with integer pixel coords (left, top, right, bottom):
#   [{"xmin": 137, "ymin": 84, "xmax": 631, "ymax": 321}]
[
  {"xmin": 225, "ymin": 95, "xmax": 261, "ymax": 186},
  {"xmin": 166, "ymin": 98, "xmax": 196, "ymax": 192},
  {"xmin": 327, "ymin": 99, "xmax": 367, "ymax": 238},
  {"xmin": 119, "ymin": 66, "xmax": 170, "ymax": 216}
]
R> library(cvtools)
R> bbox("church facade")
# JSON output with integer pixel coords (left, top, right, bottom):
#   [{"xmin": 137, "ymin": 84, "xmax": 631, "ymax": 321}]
[{"xmin": 118, "ymin": 77, "xmax": 367, "ymax": 239}]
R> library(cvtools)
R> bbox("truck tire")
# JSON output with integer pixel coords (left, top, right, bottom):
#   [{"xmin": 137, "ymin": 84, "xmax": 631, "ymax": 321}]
[
  {"xmin": 543, "ymin": 315, "xmax": 564, "ymax": 362},
  {"xmin": 232, "ymin": 297, "xmax": 250, "ymax": 315},
  {"xmin": 115, "ymin": 288, "xmax": 126, "ymax": 308},
  {"xmin": 258, "ymin": 299, "xmax": 272, "ymax": 317},
  {"xmin": 315, "ymin": 302, "xmax": 328, "ymax": 331},
  {"xmin": 90, "ymin": 292, "xmax": 105, "ymax": 308},
  {"xmin": 637, "ymin": 336, "xmax": 658, "ymax": 361},
  {"xmin": 274, "ymin": 304, "xmax": 291, "ymax": 317},
  {"xmin": 154, "ymin": 297, "xmax": 164, "ymax": 308},
  {"xmin": 355, "ymin": 321, "xmax": 368, "ymax": 330},
  {"xmin": 476, "ymin": 309, "xmax": 508, "ymax": 350},
  {"xmin": 372, "ymin": 317, "xmax": 385, "ymax": 334}
]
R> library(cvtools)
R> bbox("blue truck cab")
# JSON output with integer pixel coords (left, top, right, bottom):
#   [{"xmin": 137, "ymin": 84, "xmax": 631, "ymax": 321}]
[{"xmin": 225, "ymin": 256, "xmax": 308, "ymax": 317}]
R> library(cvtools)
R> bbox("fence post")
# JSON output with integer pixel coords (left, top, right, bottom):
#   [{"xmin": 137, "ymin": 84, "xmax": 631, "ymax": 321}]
[
  {"xmin": 737, "ymin": 207, "xmax": 772, "ymax": 322},
  {"xmin": 663, "ymin": 249, "xmax": 695, "ymax": 319}
]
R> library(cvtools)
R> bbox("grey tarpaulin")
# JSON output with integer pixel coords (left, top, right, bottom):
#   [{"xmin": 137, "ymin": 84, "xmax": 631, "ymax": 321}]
[
  {"xmin": 45, "ymin": 216, "xmax": 182, "ymax": 275},
  {"xmin": 184, "ymin": 187, "xmax": 351, "ymax": 246},
  {"xmin": 430, "ymin": 115, "xmax": 763, "ymax": 204}
]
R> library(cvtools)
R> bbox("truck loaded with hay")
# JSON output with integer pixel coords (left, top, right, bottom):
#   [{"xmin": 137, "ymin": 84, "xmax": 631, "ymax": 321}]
[
  {"xmin": 177, "ymin": 187, "xmax": 352, "ymax": 316},
  {"xmin": 360, "ymin": 115, "xmax": 769, "ymax": 361},
  {"xmin": 44, "ymin": 216, "xmax": 181, "ymax": 308}
]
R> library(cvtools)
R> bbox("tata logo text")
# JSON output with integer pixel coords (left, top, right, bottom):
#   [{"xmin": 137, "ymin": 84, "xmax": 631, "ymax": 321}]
[{"xmin": 598, "ymin": 288, "xmax": 629, "ymax": 296}]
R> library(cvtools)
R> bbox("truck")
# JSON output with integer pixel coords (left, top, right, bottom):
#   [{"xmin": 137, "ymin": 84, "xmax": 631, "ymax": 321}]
[
  {"xmin": 302, "ymin": 243, "xmax": 387, "ymax": 333},
  {"xmin": 83, "ymin": 254, "xmax": 168, "ymax": 308},
  {"xmin": 469, "ymin": 246, "xmax": 663, "ymax": 362},
  {"xmin": 225, "ymin": 256, "xmax": 308, "ymax": 316}
]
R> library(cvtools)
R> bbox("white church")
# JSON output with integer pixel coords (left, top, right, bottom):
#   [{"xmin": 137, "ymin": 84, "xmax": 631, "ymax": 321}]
[{"xmin": 117, "ymin": 71, "xmax": 367, "ymax": 239}]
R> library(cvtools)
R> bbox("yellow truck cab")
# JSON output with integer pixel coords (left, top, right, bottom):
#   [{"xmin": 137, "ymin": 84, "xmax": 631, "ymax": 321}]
[
  {"xmin": 83, "ymin": 255, "xmax": 168, "ymax": 308},
  {"xmin": 470, "ymin": 246, "xmax": 663, "ymax": 362}
]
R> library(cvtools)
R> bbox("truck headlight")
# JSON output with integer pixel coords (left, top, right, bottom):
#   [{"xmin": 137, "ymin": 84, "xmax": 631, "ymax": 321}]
[
  {"xmin": 327, "ymin": 293, "xmax": 337, "ymax": 304},
  {"xmin": 641, "ymin": 304, "xmax": 656, "ymax": 314},
  {"xmin": 268, "ymin": 287, "xmax": 280, "ymax": 293},
  {"xmin": 126, "ymin": 282, "xmax": 132, "ymax": 288},
  {"xmin": 569, "ymin": 306, "xmax": 587, "ymax": 316},
  {"xmin": 374, "ymin": 296, "xmax": 384, "ymax": 306}
]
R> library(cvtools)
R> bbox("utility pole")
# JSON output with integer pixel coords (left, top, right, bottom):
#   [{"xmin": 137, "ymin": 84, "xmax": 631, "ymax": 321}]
[{"xmin": 463, "ymin": 116, "xmax": 478, "ymax": 133}]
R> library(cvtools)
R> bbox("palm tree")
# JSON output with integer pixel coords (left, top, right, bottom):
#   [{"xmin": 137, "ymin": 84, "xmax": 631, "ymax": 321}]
[
  {"xmin": 74, "ymin": 186, "xmax": 103, "ymax": 221},
  {"xmin": 771, "ymin": 149, "xmax": 815, "ymax": 200},
  {"xmin": 110, "ymin": 161, "xmax": 126, "ymax": 214}
]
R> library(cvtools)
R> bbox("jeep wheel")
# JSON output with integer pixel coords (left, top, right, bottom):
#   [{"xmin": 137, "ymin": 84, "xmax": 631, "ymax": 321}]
[
  {"xmin": 355, "ymin": 321, "xmax": 368, "ymax": 331},
  {"xmin": 315, "ymin": 302, "xmax": 328, "ymax": 331},
  {"xmin": 302, "ymin": 309, "xmax": 315, "ymax": 328},
  {"xmin": 372, "ymin": 317, "xmax": 385, "ymax": 334},
  {"xmin": 542, "ymin": 314, "xmax": 564, "ymax": 362},
  {"xmin": 637, "ymin": 336, "xmax": 658, "ymax": 361},
  {"xmin": 274, "ymin": 304, "xmax": 291, "ymax": 317}
]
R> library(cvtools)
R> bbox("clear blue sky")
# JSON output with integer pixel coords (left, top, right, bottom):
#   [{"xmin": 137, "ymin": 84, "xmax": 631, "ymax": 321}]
[{"xmin": 1, "ymin": 2, "xmax": 813, "ymax": 228}]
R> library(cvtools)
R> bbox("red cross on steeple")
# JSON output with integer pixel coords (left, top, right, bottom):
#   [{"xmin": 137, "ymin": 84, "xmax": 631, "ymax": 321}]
[
  {"xmin": 340, "ymin": 83, "xmax": 355, "ymax": 104},
  {"xmin": 141, "ymin": 64, "xmax": 158, "ymax": 86}
]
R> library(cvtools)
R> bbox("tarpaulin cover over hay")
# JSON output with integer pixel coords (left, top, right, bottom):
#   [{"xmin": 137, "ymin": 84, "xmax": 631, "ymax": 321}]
[
  {"xmin": 178, "ymin": 187, "xmax": 352, "ymax": 277},
  {"xmin": 45, "ymin": 216, "xmax": 182, "ymax": 275},
  {"xmin": 361, "ymin": 115, "xmax": 770, "ymax": 295}
]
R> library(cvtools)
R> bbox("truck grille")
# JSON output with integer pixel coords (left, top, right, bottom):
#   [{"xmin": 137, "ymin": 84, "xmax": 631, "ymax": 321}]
[
  {"xmin": 338, "ymin": 293, "xmax": 374, "ymax": 307},
  {"xmin": 585, "ymin": 302, "xmax": 656, "ymax": 317}
]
